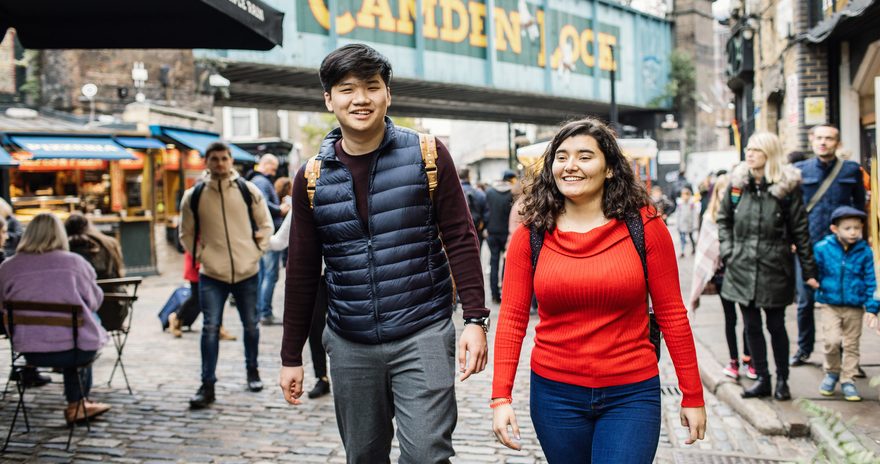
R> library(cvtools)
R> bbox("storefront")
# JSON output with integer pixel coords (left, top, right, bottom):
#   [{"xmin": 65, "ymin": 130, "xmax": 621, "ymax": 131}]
[{"xmin": 2, "ymin": 133, "xmax": 158, "ymax": 275}]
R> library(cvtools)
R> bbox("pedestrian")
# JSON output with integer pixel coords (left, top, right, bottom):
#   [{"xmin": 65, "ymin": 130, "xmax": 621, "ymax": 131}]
[
  {"xmin": 790, "ymin": 124, "xmax": 866, "ymax": 368},
  {"xmin": 649, "ymin": 185, "xmax": 674, "ymax": 221},
  {"xmin": 279, "ymin": 43, "xmax": 488, "ymax": 463},
  {"xmin": 167, "ymin": 250, "xmax": 237, "ymax": 341},
  {"xmin": 0, "ymin": 197, "xmax": 24, "ymax": 257},
  {"xmin": 460, "ymin": 167, "xmax": 489, "ymax": 252},
  {"xmin": 179, "ymin": 142, "xmax": 274, "ymax": 408},
  {"xmin": 485, "ymin": 169, "xmax": 517, "ymax": 304},
  {"xmin": 0, "ymin": 213, "xmax": 110, "ymax": 423},
  {"xmin": 248, "ymin": 153, "xmax": 290, "ymax": 326},
  {"xmin": 274, "ymin": 176, "xmax": 292, "ymax": 268},
  {"xmin": 814, "ymin": 206, "xmax": 879, "ymax": 401},
  {"xmin": 688, "ymin": 175, "xmax": 756, "ymax": 381},
  {"xmin": 717, "ymin": 132, "xmax": 819, "ymax": 400},
  {"xmin": 491, "ymin": 117, "xmax": 706, "ymax": 462},
  {"xmin": 675, "ymin": 187, "xmax": 700, "ymax": 257}
]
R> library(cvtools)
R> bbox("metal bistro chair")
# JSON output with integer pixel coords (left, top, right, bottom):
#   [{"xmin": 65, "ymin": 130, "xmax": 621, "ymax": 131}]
[
  {"xmin": 2, "ymin": 301, "xmax": 98, "ymax": 451},
  {"xmin": 95, "ymin": 277, "xmax": 142, "ymax": 395}
]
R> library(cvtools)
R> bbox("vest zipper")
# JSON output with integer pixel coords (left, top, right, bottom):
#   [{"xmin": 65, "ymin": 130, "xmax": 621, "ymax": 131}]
[
  {"xmin": 365, "ymin": 155, "xmax": 382, "ymax": 342},
  {"xmin": 218, "ymin": 180, "xmax": 236, "ymax": 284}
]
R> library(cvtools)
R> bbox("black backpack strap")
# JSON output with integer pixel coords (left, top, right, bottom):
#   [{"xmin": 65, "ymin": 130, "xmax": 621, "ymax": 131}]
[
  {"xmin": 529, "ymin": 225, "xmax": 544, "ymax": 272},
  {"xmin": 623, "ymin": 210, "xmax": 661, "ymax": 361},
  {"xmin": 235, "ymin": 177, "xmax": 260, "ymax": 249},
  {"xmin": 189, "ymin": 182, "xmax": 206, "ymax": 268}
]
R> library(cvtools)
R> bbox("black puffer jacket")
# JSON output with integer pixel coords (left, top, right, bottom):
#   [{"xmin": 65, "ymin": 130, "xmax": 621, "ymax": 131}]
[{"xmin": 717, "ymin": 163, "xmax": 817, "ymax": 308}]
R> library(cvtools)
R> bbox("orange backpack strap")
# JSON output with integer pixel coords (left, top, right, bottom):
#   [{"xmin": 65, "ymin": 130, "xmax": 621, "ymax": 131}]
[
  {"xmin": 304, "ymin": 155, "xmax": 321, "ymax": 209},
  {"xmin": 419, "ymin": 134, "xmax": 438, "ymax": 199}
]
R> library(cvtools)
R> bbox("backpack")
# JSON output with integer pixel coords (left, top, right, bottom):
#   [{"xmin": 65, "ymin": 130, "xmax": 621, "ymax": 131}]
[
  {"xmin": 529, "ymin": 210, "xmax": 662, "ymax": 361},
  {"xmin": 189, "ymin": 177, "xmax": 260, "ymax": 267},
  {"xmin": 304, "ymin": 133, "xmax": 440, "ymax": 208}
]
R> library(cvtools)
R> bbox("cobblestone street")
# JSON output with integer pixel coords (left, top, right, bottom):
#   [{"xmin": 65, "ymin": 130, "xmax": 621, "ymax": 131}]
[{"xmin": 1, "ymin": 237, "xmax": 819, "ymax": 463}]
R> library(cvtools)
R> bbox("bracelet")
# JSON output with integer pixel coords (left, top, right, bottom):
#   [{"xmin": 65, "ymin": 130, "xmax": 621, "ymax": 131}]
[{"xmin": 489, "ymin": 398, "xmax": 512, "ymax": 409}]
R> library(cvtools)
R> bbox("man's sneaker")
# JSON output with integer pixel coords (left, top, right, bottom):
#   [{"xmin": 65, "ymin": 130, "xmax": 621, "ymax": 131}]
[
  {"xmin": 308, "ymin": 378, "xmax": 331, "ymax": 399},
  {"xmin": 819, "ymin": 373, "xmax": 839, "ymax": 396},
  {"xmin": 854, "ymin": 365, "xmax": 867, "ymax": 378},
  {"xmin": 218, "ymin": 325, "xmax": 237, "ymax": 341},
  {"xmin": 247, "ymin": 369, "xmax": 263, "ymax": 392},
  {"xmin": 841, "ymin": 382, "xmax": 862, "ymax": 402},
  {"xmin": 189, "ymin": 383, "xmax": 215, "ymax": 409},
  {"xmin": 10, "ymin": 367, "xmax": 52, "ymax": 388},
  {"xmin": 261, "ymin": 314, "xmax": 276, "ymax": 326},
  {"xmin": 789, "ymin": 350, "xmax": 810, "ymax": 366},
  {"xmin": 722, "ymin": 359, "xmax": 739, "ymax": 379},
  {"xmin": 742, "ymin": 357, "xmax": 758, "ymax": 380}
]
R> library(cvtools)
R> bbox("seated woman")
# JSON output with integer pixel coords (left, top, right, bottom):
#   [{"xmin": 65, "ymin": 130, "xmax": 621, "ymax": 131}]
[
  {"xmin": 64, "ymin": 212, "xmax": 127, "ymax": 331},
  {"xmin": 0, "ymin": 213, "xmax": 110, "ymax": 423}
]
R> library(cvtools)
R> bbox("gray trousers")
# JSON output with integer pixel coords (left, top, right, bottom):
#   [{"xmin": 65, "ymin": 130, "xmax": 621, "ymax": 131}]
[{"xmin": 323, "ymin": 318, "xmax": 457, "ymax": 464}]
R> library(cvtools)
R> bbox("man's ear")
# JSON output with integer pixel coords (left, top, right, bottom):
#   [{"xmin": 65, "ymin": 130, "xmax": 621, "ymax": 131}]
[{"xmin": 324, "ymin": 92, "xmax": 333, "ymax": 112}]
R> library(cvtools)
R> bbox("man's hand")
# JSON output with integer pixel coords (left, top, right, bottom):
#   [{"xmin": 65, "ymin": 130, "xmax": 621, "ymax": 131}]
[
  {"xmin": 865, "ymin": 312, "xmax": 880, "ymax": 336},
  {"xmin": 280, "ymin": 202, "xmax": 291, "ymax": 216},
  {"xmin": 806, "ymin": 278, "xmax": 820, "ymax": 290},
  {"xmin": 458, "ymin": 324, "xmax": 488, "ymax": 381},
  {"xmin": 279, "ymin": 366, "xmax": 304, "ymax": 405},
  {"xmin": 680, "ymin": 406, "xmax": 707, "ymax": 445}
]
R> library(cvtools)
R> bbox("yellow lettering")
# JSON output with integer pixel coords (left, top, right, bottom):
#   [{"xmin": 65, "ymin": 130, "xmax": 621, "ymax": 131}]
[
  {"xmin": 308, "ymin": 0, "xmax": 356, "ymax": 34},
  {"xmin": 468, "ymin": 2, "xmax": 487, "ymax": 47},
  {"xmin": 580, "ymin": 29, "xmax": 595, "ymax": 68},
  {"xmin": 356, "ymin": 0, "xmax": 397, "ymax": 32},
  {"xmin": 396, "ymin": 0, "xmax": 416, "ymax": 34},
  {"xmin": 439, "ymin": 0, "xmax": 469, "ymax": 43},
  {"xmin": 494, "ymin": 7, "xmax": 521, "ymax": 53},
  {"xmin": 537, "ymin": 9, "xmax": 546, "ymax": 66},
  {"xmin": 598, "ymin": 32, "xmax": 617, "ymax": 71},
  {"xmin": 423, "ymin": 0, "xmax": 440, "ymax": 39}
]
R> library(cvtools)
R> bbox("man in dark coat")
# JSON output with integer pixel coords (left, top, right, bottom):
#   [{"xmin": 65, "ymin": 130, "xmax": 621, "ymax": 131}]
[
  {"xmin": 248, "ymin": 153, "xmax": 289, "ymax": 325},
  {"xmin": 485, "ymin": 170, "xmax": 516, "ymax": 304}
]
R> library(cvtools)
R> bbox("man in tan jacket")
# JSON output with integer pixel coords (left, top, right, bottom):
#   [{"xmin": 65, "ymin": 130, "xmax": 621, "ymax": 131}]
[{"xmin": 179, "ymin": 142, "xmax": 273, "ymax": 408}]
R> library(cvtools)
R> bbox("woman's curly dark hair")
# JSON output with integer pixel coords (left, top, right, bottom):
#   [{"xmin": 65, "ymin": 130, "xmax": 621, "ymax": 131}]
[{"xmin": 520, "ymin": 117, "xmax": 654, "ymax": 231}]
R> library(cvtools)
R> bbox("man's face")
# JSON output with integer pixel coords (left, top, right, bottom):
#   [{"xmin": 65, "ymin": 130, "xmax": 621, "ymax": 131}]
[
  {"xmin": 324, "ymin": 73, "xmax": 390, "ymax": 137},
  {"xmin": 810, "ymin": 126, "xmax": 839, "ymax": 159},
  {"xmin": 831, "ymin": 217, "xmax": 863, "ymax": 246},
  {"xmin": 206, "ymin": 150, "xmax": 233, "ymax": 179},
  {"xmin": 260, "ymin": 159, "xmax": 279, "ymax": 177}
]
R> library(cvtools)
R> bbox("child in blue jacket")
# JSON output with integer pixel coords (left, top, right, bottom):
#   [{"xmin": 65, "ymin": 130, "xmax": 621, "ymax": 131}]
[{"xmin": 814, "ymin": 206, "xmax": 879, "ymax": 401}]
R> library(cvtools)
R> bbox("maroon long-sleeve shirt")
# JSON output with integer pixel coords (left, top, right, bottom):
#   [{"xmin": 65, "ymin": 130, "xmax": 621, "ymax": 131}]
[{"xmin": 281, "ymin": 137, "xmax": 488, "ymax": 367}]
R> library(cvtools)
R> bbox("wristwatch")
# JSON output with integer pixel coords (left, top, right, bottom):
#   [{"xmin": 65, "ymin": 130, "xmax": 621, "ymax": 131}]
[{"xmin": 464, "ymin": 316, "xmax": 490, "ymax": 334}]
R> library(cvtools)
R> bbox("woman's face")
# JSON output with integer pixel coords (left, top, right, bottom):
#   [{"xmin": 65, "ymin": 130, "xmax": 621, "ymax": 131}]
[
  {"xmin": 745, "ymin": 146, "xmax": 767, "ymax": 171},
  {"xmin": 551, "ymin": 134, "xmax": 611, "ymax": 205}
]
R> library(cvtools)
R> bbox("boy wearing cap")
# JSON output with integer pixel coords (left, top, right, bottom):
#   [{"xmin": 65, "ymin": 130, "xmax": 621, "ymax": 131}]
[{"xmin": 814, "ymin": 206, "xmax": 879, "ymax": 401}]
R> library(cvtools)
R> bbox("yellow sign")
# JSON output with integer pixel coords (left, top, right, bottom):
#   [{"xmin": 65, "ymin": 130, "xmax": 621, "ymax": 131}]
[{"xmin": 804, "ymin": 97, "xmax": 827, "ymax": 126}]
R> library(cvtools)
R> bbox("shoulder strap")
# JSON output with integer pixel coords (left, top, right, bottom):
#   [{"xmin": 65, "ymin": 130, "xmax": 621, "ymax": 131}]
[
  {"xmin": 235, "ymin": 177, "xmax": 260, "ymax": 248},
  {"xmin": 189, "ymin": 183, "xmax": 206, "ymax": 268},
  {"xmin": 806, "ymin": 157, "xmax": 844, "ymax": 213},
  {"xmin": 623, "ymin": 211, "xmax": 649, "ymax": 290},
  {"xmin": 304, "ymin": 155, "xmax": 321, "ymax": 209},
  {"xmin": 419, "ymin": 133, "xmax": 439, "ymax": 200},
  {"xmin": 529, "ymin": 225, "xmax": 544, "ymax": 271}
]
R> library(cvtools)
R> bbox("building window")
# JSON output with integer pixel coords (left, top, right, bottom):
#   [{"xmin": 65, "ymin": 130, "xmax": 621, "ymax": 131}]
[{"xmin": 222, "ymin": 107, "xmax": 259, "ymax": 140}]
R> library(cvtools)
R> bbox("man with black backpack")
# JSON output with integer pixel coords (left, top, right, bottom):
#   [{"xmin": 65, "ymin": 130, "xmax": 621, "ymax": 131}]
[
  {"xmin": 459, "ymin": 167, "xmax": 489, "ymax": 251},
  {"xmin": 179, "ymin": 142, "xmax": 274, "ymax": 409}
]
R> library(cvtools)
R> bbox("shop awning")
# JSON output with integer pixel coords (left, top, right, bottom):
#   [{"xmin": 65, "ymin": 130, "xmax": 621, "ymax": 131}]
[
  {"xmin": 803, "ymin": 0, "xmax": 880, "ymax": 43},
  {"xmin": 0, "ymin": 0, "xmax": 284, "ymax": 50},
  {"xmin": 7, "ymin": 135, "xmax": 137, "ymax": 160},
  {"xmin": 150, "ymin": 126, "xmax": 257, "ymax": 163},
  {"xmin": 114, "ymin": 137, "xmax": 167, "ymax": 150},
  {"xmin": 0, "ymin": 145, "xmax": 17, "ymax": 166}
]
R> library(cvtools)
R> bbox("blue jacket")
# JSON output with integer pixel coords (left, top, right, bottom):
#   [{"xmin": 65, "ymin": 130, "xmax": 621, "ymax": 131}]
[
  {"xmin": 813, "ymin": 235, "xmax": 879, "ymax": 314},
  {"xmin": 248, "ymin": 172, "xmax": 283, "ymax": 230},
  {"xmin": 795, "ymin": 157, "xmax": 865, "ymax": 245},
  {"xmin": 311, "ymin": 119, "xmax": 454, "ymax": 344}
]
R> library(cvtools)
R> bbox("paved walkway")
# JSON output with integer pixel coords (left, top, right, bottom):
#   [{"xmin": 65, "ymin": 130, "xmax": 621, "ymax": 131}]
[{"xmin": 0, "ymin": 234, "xmax": 819, "ymax": 462}]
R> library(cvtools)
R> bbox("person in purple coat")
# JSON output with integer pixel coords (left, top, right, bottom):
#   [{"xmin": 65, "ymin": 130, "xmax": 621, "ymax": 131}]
[{"xmin": 0, "ymin": 213, "xmax": 110, "ymax": 424}]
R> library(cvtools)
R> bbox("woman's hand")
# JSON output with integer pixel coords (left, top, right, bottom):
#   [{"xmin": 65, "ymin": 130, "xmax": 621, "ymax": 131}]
[
  {"xmin": 680, "ymin": 406, "xmax": 707, "ymax": 445},
  {"xmin": 492, "ymin": 403, "xmax": 522, "ymax": 450},
  {"xmin": 806, "ymin": 278, "xmax": 820, "ymax": 290},
  {"xmin": 865, "ymin": 312, "xmax": 880, "ymax": 336}
]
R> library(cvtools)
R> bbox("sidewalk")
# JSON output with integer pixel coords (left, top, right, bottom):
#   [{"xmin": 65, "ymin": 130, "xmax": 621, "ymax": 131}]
[{"xmin": 685, "ymin": 255, "xmax": 880, "ymax": 458}]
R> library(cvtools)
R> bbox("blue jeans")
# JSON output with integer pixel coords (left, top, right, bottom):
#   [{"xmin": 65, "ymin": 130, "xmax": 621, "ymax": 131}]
[
  {"xmin": 199, "ymin": 274, "xmax": 260, "ymax": 384},
  {"xmin": 794, "ymin": 256, "xmax": 815, "ymax": 355},
  {"xmin": 24, "ymin": 350, "xmax": 97, "ymax": 402},
  {"xmin": 256, "ymin": 250, "xmax": 281, "ymax": 319},
  {"xmin": 530, "ymin": 372, "xmax": 661, "ymax": 463}
]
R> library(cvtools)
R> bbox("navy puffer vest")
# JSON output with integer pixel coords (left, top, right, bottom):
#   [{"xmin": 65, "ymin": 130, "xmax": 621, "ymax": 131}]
[{"xmin": 313, "ymin": 119, "xmax": 454, "ymax": 344}]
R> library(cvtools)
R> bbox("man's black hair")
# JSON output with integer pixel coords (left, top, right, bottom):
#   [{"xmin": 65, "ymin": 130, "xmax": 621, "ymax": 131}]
[
  {"xmin": 205, "ymin": 141, "xmax": 230, "ymax": 159},
  {"xmin": 319, "ymin": 43, "xmax": 393, "ymax": 93}
]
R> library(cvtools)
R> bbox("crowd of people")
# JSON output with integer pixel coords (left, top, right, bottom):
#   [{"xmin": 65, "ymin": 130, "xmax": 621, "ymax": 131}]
[{"xmin": 1, "ymin": 42, "xmax": 878, "ymax": 464}]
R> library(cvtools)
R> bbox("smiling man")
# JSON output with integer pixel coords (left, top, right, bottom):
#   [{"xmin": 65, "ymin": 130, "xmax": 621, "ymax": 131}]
[{"xmin": 278, "ymin": 44, "xmax": 489, "ymax": 464}]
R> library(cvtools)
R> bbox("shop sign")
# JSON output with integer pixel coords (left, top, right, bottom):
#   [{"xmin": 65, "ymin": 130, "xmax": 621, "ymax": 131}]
[
  {"xmin": 14, "ymin": 158, "xmax": 108, "ymax": 171},
  {"xmin": 120, "ymin": 152, "xmax": 146, "ymax": 170},
  {"xmin": 299, "ymin": 0, "xmax": 621, "ymax": 76},
  {"xmin": 804, "ymin": 97, "xmax": 827, "ymax": 125},
  {"xmin": 163, "ymin": 149, "xmax": 206, "ymax": 170}
]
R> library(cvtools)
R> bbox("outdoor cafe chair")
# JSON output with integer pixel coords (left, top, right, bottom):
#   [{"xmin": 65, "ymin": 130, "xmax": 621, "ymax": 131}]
[
  {"xmin": 95, "ymin": 277, "xmax": 142, "ymax": 395},
  {"xmin": 2, "ymin": 301, "xmax": 99, "ymax": 451}
]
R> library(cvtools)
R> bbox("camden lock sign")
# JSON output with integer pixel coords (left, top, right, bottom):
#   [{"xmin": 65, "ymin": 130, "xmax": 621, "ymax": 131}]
[{"xmin": 299, "ymin": 0, "xmax": 622, "ymax": 77}]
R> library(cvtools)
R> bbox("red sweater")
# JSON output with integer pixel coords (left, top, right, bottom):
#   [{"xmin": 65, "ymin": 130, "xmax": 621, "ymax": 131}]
[{"xmin": 492, "ymin": 210, "xmax": 704, "ymax": 407}]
